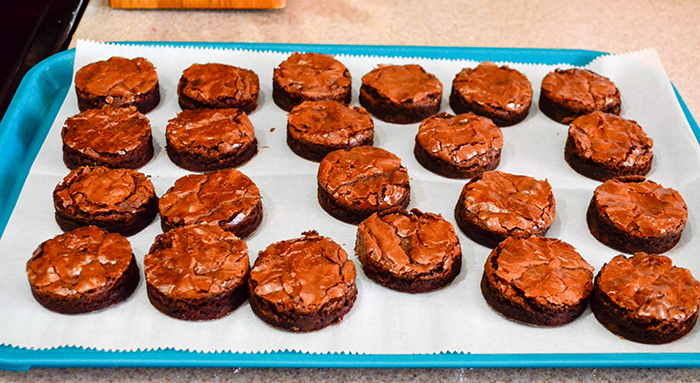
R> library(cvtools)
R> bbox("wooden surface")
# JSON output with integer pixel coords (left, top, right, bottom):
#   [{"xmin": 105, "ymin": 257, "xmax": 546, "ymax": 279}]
[{"xmin": 109, "ymin": 0, "xmax": 286, "ymax": 9}]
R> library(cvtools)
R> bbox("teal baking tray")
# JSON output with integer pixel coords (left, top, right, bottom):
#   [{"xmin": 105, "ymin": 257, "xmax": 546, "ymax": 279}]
[{"xmin": 0, "ymin": 43, "xmax": 699, "ymax": 371}]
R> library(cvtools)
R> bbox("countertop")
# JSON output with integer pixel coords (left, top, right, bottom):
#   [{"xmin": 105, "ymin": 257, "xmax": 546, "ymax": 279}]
[{"xmin": 3, "ymin": 0, "xmax": 700, "ymax": 381}]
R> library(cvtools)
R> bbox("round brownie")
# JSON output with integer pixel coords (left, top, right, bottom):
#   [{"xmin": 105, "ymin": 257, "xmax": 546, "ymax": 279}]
[
  {"xmin": 355, "ymin": 208, "xmax": 462, "ymax": 293},
  {"xmin": 414, "ymin": 112, "xmax": 503, "ymax": 179},
  {"xmin": 286, "ymin": 100, "xmax": 374, "ymax": 162},
  {"xmin": 565, "ymin": 111, "xmax": 654, "ymax": 181},
  {"xmin": 539, "ymin": 68, "xmax": 621, "ymax": 124},
  {"xmin": 591, "ymin": 252, "xmax": 700, "ymax": 344},
  {"xmin": 26, "ymin": 226, "xmax": 140, "ymax": 314},
  {"xmin": 359, "ymin": 64, "xmax": 443, "ymax": 124},
  {"xmin": 144, "ymin": 224, "xmax": 250, "ymax": 321},
  {"xmin": 159, "ymin": 168, "xmax": 263, "ymax": 239},
  {"xmin": 317, "ymin": 146, "xmax": 411, "ymax": 224},
  {"xmin": 61, "ymin": 106, "xmax": 154, "ymax": 169},
  {"xmin": 53, "ymin": 166, "xmax": 158, "ymax": 236},
  {"xmin": 449, "ymin": 62, "xmax": 533, "ymax": 127},
  {"xmin": 165, "ymin": 108, "xmax": 258, "ymax": 171},
  {"xmin": 454, "ymin": 170, "xmax": 556, "ymax": 248},
  {"xmin": 481, "ymin": 236, "xmax": 594, "ymax": 326},
  {"xmin": 177, "ymin": 63, "xmax": 260, "ymax": 113},
  {"xmin": 273, "ymin": 52, "xmax": 352, "ymax": 112},
  {"xmin": 74, "ymin": 56, "xmax": 160, "ymax": 114},
  {"xmin": 248, "ymin": 231, "xmax": 358, "ymax": 332},
  {"xmin": 586, "ymin": 176, "xmax": 687, "ymax": 254}
]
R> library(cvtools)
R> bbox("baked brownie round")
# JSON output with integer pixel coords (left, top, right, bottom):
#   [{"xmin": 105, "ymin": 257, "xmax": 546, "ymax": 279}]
[
  {"xmin": 287, "ymin": 100, "xmax": 374, "ymax": 162},
  {"xmin": 166, "ymin": 108, "xmax": 258, "ymax": 171},
  {"xmin": 53, "ymin": 166, "xmax": 158, "ymax": 236},
  {"xmin": 586, "ymin": 176, "xmax": 687, "ymax": 254},
  {"xmin": 591, "ymin": 252, "xmax": 700, "ymax": 344},
  {"xmin": 454, "ymin": 170, "xmax": 556, "ymax": 248},
  {"xmin": 26, "ymin": 226, "xmax": 139, "ymax": 314},
  {"xmin": 159, "ymin": 168, "xmax": 263, "ymax": 239},
  {"xmin": 74, "ymin": 56, "xmax": 160, "ymax": 114},
  {"xmin": 414, "ymin": 112, "xmax": 503, "ymax": 179},
  {"xmin": 144, "ymin": 224, "xmax": 250, "ymax": 321},
  {"xmin": 449, "ymin": 62, "xmax": 533, "ymax": 127},
  {"xmin": 61, "ymin": 106, "xmax": 154, "ymax": 169},
  {"xmin": 565, "ymin": 111, "xmax": 653, "ymax": 181},
  {"xmin": 355, "ymin": 208, "xmax": 462, "ymax": 293},
  {"xmin": 248, "ymin": 231, "xmax": 358, "ymax": 332},
  {"xmin": 359, "ymin": 64, "xmax": 443, "ymax": 124},
  {"xmin": 317, "ymin": 146, "xmax": 410, "ymax": 224},
  {"xmin": 481, "ymin": 236, "xmax": 594, "ymax": 326},
  {"xmin": 539, "ymin": 68, "xmax": 621, "ymax": 124},
  {"xmin": 177, "ymin": 63, "xmax": 259, "ymax": 113},
  {"xmin": 273, "ymin": 52, "xmax": 352, "ymax": 112}
]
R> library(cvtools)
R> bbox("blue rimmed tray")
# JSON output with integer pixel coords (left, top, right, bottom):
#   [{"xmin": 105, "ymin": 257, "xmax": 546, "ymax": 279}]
[{"xmin": 0, "ymin": 43, "xmax": 698, "ymax": 371}]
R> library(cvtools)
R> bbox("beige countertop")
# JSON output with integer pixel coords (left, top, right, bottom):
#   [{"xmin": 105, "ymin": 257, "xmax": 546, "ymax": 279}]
[{"xmin": 3, "ymin": 0, "xmax": 700, "ymax": 381}]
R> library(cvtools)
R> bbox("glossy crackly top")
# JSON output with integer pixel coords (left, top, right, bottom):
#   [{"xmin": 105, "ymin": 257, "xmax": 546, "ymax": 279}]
[
  {"xmin": 145, "ymin": 224, "xmax": 249, "ymax": 300},
  {"xmin": 541, "ymin": 68, "xmax": 619, "ymax": 109},
  {"xmin": 318, "ymin": 146, "xmax": 409, "ymax": 210},
  {"xmin": 361, "ymin": 64, "xmax": 443, "ymax": 104},
  {"xmin": 26, "ymin": 226, "xmax": 134, "ymax": 296},
  {"xmin": 452, "ymin": 62, "xmax": 533, "ymax": 113},
  {"xmin": 250, "ymin": 231, "xmax": 357, "ymax": 312},
  {"xmin": 179, "ymin": 63, "xmax": 259, "ymax": 103},
  {"xmin": 75, "ymin": 56, "xmax": 158, "ymax": 100},
  {"xmin": 287, "ymin": 100, "xmax": 373, "ymax": 146},
  {"xmin": 485, "ymin": 236, "xmax": 594, "ymax": 306},
  {"xmin": 598, "ymin": 253, "xmax": 700, "ymax": 321},
  {"xmin": 62, "ymin": 107, "xmax": 151, "ymax": 153},
  {"xmin": 593, "ymin": 178, "xmax": 687, "ymax": 237},
  {"xmin": 166, "ymin": 109, "xmax": 256, "ymax": 151},
  {"xmin": 274, "ymin": 52, "xmax": 351, "ymax": 98}
]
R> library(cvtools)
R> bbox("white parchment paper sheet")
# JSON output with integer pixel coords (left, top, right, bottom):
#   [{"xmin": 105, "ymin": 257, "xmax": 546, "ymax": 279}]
[{"xmin": 1, "ymin": 41, "xmax": 699, "ymax": 355}]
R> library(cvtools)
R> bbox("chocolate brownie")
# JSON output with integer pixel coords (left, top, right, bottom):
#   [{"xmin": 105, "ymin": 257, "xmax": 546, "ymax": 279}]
[
  {"xmin": 166, "ymin": 108, "xmax": 258, "ymax": 171},
  {"xmin": 355, "ymin": 208, "xmax": 462, "ymax": 293},
  {"xmin": 177, "ymin": 63, "xmax": 259, "ymax": 113},
  {"xmin": 248, "ymin": 231, "xmax": 357, "ymax": 332},
  {"xmin": 53, "ymin": 166, "xmax": 158, "ymax": 236},
  {"xmin": 317, "ymin": 146, "xmax": 410, "ymax": 224},
  {"xmin": 144, "ymin": 224, "xmax": 250, "ymax": 321},
  {"xmin": 565, "ymin": 111, "xmax": 654, "ymax": 181},
  {"xmin": 586, "ymin": 176, "xmax": 687, "ymax": 254},
  {"xmin": 273, "ymin": 52, "xmax": 352, "ymax": 112},
  {"xmin": 454, "ymin": 170, "xmax": 556, "ymax": 248},
  {"xmin": 591, "ymin": 252, "xmax": 700, "ymax": 344},
  {"xmin": 158, "ymin": 168, "xmax": 263, "ymax": 239},
  {"xmin": 286, "ymin": 100, "xmax": 374, "ymax": 162},
  {"xmin": 359, "ymin": 64, "xmax": 443, "ymax": 124},
  {"xmin": 62, "ymin": 106, "xmax": 154, "ymax": 169},
  {"xmin": 74, "ymin": 56, "xmax": 160, "ymax": 114},
  {"xmin": 449, "ymin": 62, "xmax": 533, "ymax": 126},
  {"xmin": 481, "ymin": 236, "xmax": 594, "ymax": 326},
  {"xmin": 26, "ymin": 226, "xmax": 139, "ymax": 314},
  {"xmin": 414, "ymin": 112, "xmax": 503, "ymax": 179},
  {"xmin": 539, "ymin": 68, "xmax": 621, "ymax": 124}
]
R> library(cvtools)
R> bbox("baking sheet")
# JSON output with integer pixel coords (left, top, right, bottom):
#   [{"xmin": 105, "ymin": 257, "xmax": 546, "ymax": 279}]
[{"xmin": 1, "ymin": 41, "xmax": 700, "ymax": 368}]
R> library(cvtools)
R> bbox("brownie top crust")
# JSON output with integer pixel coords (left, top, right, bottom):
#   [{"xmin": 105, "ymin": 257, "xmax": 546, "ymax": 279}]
[
  {"xmin": 541, "ymin": 68, "xmax": 619, "ymax": 111},
  {"xmin": 485, "ymin": 236, "xmax": 594, "ymax": 306},
  {"xmin": 318, "ymin": 146, "xmax": 409, "ymax": 211},
  {"xmin": 357, "ymin": 209, "xmax": 460, "ymax": 275},
  {"xmin": 593, "ymin": 177, "xmax": 687, "ymax": 237},
  {"xmin": 452, "ymin": 62, "xmax": 532, "ymax": 115},
  {"xmin": 597, "ymin": 252, "xmax": 700, "ymax": 322},
  {"xmin": 274, "ymin": 52, "xmax": 351, "ymax": 99},
  {"xmin": 145, "ymin": 224, "xmax": 250, "ymax": 300},
  {"xmin": 26, "ymin": 226, "xmax": 134, "ymax": 296},
  {"xmin": 179, "ymin": 63, "xmax": 259, "ymax": 104},
  {"xmin": 166, "ymin": 109, "xmax": 256, "ymax": 151},
  {"xmin": 459, "ymin": 170, "xmax": 555, "ymax": 236},
  {"xmin": 250, "ymin": 231, "xmax": 357, "ymax": 312},
  {"xmin": 361, "ymin": 64, "xmax": 443, "ymax": 104},
  {"xmin": 287, "ymin": 100, "xmax": 373, "ymax": 146},
  {"xmin": 569, "ymin": 111, "xmax": 653, "ymax": 166},
  {"xmin": 62, "ymin": 107, "xmax": 151, "ymax": 154},
  {"xmin": 54, "ymin": 166, "xmax": 155, "ymax": 216},
  {"xmin": 416, "ymin": 112, "xmax": 503, "ymax": 164},
  {"xmin": 74, "ymin": 57, "xmax": 158, "ymax": 102}
]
